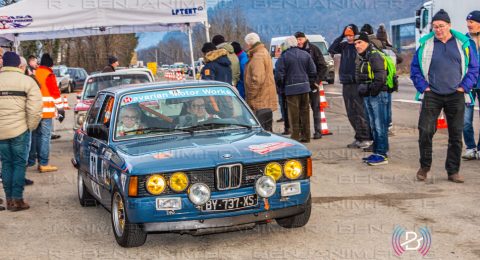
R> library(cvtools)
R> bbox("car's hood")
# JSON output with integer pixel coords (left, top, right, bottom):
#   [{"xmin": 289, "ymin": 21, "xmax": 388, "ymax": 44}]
[{"xmin": 114, "ymin": 130, "xmax": 311, "ymax": 175}]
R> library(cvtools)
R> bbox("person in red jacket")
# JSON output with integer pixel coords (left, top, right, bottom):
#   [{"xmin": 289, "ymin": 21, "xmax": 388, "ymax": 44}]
[{"xmin": 27, "ymin": 54, "xmax": 64, "ymax": 173}]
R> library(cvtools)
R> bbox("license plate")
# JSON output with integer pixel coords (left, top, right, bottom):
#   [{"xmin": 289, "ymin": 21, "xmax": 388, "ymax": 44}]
[{"xmin": 201, "ymin": 194, "xmax": 257, "ymax": 212}]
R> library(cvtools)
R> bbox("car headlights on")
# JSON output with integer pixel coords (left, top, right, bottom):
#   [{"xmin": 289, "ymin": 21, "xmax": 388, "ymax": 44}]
[
  {"xmin": 146, "ymin": 174, "xmax": 166, "ymax": 195},
  {"xmin": 255, "ymin": 176, "xmax": 276, "ymax": 198},
  {"xmin": 169, "ymin": 172, "xmax": 189, "ymax": 192},
  {"xmin": 284, "ymin": 160, "xmax": 303, "ymax": 180},
  {"xmin": 188, "ymin": 183, "xmax": 211, "ymax": 205},
  {"xmin": 264, "ymin": 162, "xmax": 282, "ymax": 181}
]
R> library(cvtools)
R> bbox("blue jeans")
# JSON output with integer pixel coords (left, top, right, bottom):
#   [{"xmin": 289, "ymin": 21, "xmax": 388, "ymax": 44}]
[
  {"xmin": 28, "ymin": 118, "xmax": 53, "ymax": 166},
  {"xmin": 463, "ymin": 89, "xmax": 480, "ymax": 150},
  {"xmin": 364, "ymin": 92, "xmax": 389, "ymax": 156},
  {"xmin": 0, "ymin": 131, "xmax": 29, "ymax": 199},
  {"xmin": 387, "ymin": 93, "xmax": 392, "ymax": 126}
]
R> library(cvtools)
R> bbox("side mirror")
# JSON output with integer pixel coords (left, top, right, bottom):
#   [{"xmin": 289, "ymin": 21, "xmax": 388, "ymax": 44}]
[
  {"xmin": 415, "ymin": 18, "xmax": 421, "ymax": 29},
  {"xmin": 86, "ymin": 124, "xmax": 108, "ymax": 141}
]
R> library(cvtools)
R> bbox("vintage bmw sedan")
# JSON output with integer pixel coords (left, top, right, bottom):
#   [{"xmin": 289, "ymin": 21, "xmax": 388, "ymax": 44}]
[{"xmin": 72, "ymin": 81, "xmax": 312, "ymax": 247}]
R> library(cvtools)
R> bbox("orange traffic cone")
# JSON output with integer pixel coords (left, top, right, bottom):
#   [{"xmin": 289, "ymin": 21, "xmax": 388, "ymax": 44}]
[
  {"xmin": 437, "ymin": 112, "xmax": 447, "ymax": 129},
  {"xmin": 63, "ymin": 95, "xmax": 71, "ymax": 110},
  {"xmin": 319, "ymin": 83, "xmax": 329, "ymax": 108},
  {"xmin": 320, "ymin": 107, "xmax": 333, "ymax": 135}
]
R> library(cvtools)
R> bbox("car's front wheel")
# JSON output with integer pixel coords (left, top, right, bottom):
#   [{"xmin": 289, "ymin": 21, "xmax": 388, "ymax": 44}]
[
  {"xmin": 276, "ymin": 195, "xmax": 311, "ymax": 228},
  {"xmin": 77, "ymin": 170, "xmax": 97, "ymax": 207},
  {"xmin": 111, "ymin": 190, "xmax": 147, "ymax": 247}
]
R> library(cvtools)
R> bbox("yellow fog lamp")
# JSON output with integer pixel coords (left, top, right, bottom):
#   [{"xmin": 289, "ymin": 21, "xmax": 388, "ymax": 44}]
[
  {"xmin": 284, "ymin": 160, "xmax": 303, "ymax": 180},
  {"xmin": 169, "ymin": 172, "xmax": 189, "ymax": 192},
  {"xmin": 146, "ymin": 174, "xmax": 166, "ymax": 195},
  {"xmin": 264, "ymin": 162, "xmax": 282, "ymax": 181}
]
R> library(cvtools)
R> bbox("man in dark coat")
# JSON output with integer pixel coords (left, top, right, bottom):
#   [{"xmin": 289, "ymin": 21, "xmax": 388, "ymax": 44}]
[
  {"xmin": 200, "ymin": 42, "xmax": 232, "ymax": 84},
  {"xmin": 295, "ymin": 32, "xmax": 327, "ymax": 139},
  {"xmin": 275, "ymin": 36, "xmax": 317, "ymax": 143},
  {"xmin": 102, "ymin": 56, "xmax": 119, "ymax": 73}
]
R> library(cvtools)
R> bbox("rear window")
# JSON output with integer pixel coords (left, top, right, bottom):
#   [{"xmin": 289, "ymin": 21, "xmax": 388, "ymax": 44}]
[{"xmin": 83, "ymin": 74, "xmax": 151, "ymax": 99}]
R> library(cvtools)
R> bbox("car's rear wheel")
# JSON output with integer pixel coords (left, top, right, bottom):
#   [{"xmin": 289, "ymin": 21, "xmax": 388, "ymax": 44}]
[
  {"xmin": 111, "ymin": 190, "xmax": 147, "ymax": 247},
  {"xmin": 77, "ymin": 170, "xmax": 97, "ymax": 207},
  {"xmin": 67, "ymin": 83, "xmax": 73, "ymax": 93},
  {"xmin": 276, "ymin": 195, "xmax": 311, "ymax": 228}
]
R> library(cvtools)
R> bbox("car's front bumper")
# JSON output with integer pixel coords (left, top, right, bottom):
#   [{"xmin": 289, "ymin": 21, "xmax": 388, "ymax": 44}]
[
  {"xmin": 126, "ymin": 180, "xmax": 310, "ymax": 227},
  {"xmin": 143, "ymin": 203, "xmax": 307, "ymax": 233}
]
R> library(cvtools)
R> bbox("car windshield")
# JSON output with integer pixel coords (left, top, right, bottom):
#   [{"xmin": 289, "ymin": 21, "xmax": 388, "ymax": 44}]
[
  {"xmin": 83, "ymin": 74, "xmax": 150, "ymax": 99},
  {"xmin": 115, "ymin": 86, "xmax": 258, "ymax": 139}
]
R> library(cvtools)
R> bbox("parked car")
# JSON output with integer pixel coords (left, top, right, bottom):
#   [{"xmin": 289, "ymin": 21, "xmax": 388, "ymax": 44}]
[
  {"xmin": 53, "ymin": 65, "xmax": 73, "ymax": 93},
  {"xmin": 270, "ymin": 35, "xmax": 335, "ymax": 84},
  {"xmin": 73, "ymin": 70, "xmax": 153, "ymax": 130},
  {"xmin": 117, "ymin": 67, "xmax": 155, "ymax": 80},
  {"xmin": 72, "ymin": 80, "xmax": 312, "ymax": 247},
  {"xmin": 67, "ymin": 67, "xmax": 89, "ymax": 91}
]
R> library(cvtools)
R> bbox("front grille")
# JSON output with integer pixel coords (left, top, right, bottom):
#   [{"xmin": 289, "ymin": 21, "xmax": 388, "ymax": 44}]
[
  {"xmin": 136, "ymin": 158, "xmax": 308, "ymax": 197},
  {"xmin": 216, "ymin": 164, "xmax": 242, "ymax": 190}
]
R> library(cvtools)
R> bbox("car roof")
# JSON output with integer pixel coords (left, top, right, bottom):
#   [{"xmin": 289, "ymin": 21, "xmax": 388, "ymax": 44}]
[
  {"xmin": 270, "ymin": 34, "xmax": 327, "ymax": 46},
  {"xmin": 99, "ymin": 80, "xmax": 232, "ymax": 96},
  {"xmin": 87, "ymin": 70, "xmax": 150, "ymax": 78}
]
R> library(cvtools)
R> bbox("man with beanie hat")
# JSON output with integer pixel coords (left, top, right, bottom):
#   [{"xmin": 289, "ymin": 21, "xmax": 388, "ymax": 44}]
[
  {"xmin": 329, "ymin": 25, "xmax": 373, "ymax": 149},
  {"xmin": 231, "ymin": 41, "xmax": 248, "ymax": 99},
  {"xmin": 360, "ymin": 24, "xmax": 383, "ymax": 51},
  {"xmin": 102, "ymin": 55, "xmax": 119, "ymax": 73},
  {"xmin": 200, "ymin": 42, "xmax": 232, "ymax": 84},
  {"xmin": 28, "ymin": 53, "xmax": 65, "ymax": 173},
  {"xmin": 295, "ymin": 31, "xmax": 328, "ymax": 139},
  {"xmin": 355, "ymin": 32, "xmax": 389, "ymax": 166},
  {"xmin": 0, "ymin": 52, "xmax": 43, "ymax": 211},
  {"xmin": 462, "ymin": 10, "xmax": 480, "ymax": 160},
  {"xmin": 411, "ymin": 9, "xmax": 479, "ymax": 183},
  {"xmin": 212, "ymin": 35, "xmax": 240, "ymax": 87}
]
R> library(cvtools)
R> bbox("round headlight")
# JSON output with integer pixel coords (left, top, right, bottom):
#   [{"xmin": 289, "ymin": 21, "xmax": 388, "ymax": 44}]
[
  {"xmin": 146, "ymin": 174, "xmax": 166, "ymax": 195},
  {"xmin": 265, "ymin": 162, "xmax": 282, "ymax": 181},
  {"xmin": 188, "ymin": 183, "xmax": 211, "ymax": 205},
  {"xmin": 284, "ymin": 160, "xmax": 303, "ymax": 180},
  {"xmin": 255, "ymin": 176, "xmax": 276, "ymax": 198},
  {"xmin": 169, "ymin": 172, "xmax": 189, "ymax": 192}
]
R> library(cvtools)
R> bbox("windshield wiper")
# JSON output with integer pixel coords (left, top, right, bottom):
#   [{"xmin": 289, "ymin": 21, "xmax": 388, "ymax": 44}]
[
  {"xmin": 181, "ymin": 122, "xmax": 253, "ymax": 132},
  {"xmin": 123, "ymin": 127, "xmax": 191, "ymax": 135}
]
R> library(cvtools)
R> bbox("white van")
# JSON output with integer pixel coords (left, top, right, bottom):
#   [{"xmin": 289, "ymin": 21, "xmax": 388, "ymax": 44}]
[{"xmin": 270, "ymin": 35, "xmax": 335, "ymax": 84}]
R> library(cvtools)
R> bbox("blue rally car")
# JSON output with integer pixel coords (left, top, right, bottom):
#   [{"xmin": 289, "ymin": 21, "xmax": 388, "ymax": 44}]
[{"xmin": 72, "ymin": 81, "xmax": 312, "ymax": 247}]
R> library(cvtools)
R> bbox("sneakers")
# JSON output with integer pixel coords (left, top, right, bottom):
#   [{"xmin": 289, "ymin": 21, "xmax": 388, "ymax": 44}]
[
  {"xmin": 362, "ymin": 154, "xmax": 376, "ymax": 162},
  {"xmin": 281, "ymin": 129, "xmax": 291, "ymax": 135},
  {"xmin": 38, "ymin": 165, "xmax": 58, "ymax": 173},
  {"xmin": 448, "ymin": 173, "xmax": 464, "ymax": 183},
  {"xmin": 363, "ymin": 144, "xmax": 373, "ymax": 152},
  {"xmin": 347, "ymin": 140, "xmax": 361, "ymax": 148},
  {"xmin": 313, "ymin": 132, "xmax": 322, "ymax": 139},
  {"xmin": 462, "ymin": 149, "xmax": 477, "ymax": 160},
  {"xmin": 51, "ymin": 134, "xmax": 61, "ymax": 140},
  {"xmin": 416, "ymin": 167, "xmax": 430, "ymax": 181},
  {"xmin": 347, "ymin": 140, "xmax": 372, "ymax": 149},
  {"xmin": 365, "ymin": 154, "xmax": 388, "ymax": 166}
]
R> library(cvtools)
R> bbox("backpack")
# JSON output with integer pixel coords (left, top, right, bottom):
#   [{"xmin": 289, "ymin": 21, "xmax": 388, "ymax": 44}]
[{"xmin": 370, "ymin": 49, "xmax": 398, "ymax": 93}]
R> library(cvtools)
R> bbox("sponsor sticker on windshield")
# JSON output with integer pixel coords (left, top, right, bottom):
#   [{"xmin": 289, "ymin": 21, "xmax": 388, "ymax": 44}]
[{"xmin": 121, "ymin": 87, "xmax": 235, "ymax": 105}]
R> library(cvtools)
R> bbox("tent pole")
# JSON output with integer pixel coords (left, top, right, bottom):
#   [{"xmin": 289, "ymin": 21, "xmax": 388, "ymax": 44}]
[
  {"xmin": 187, "ymin": 23, "xmax": 196, "ymax": 79},
  {"xmin": 205, "ymin": 21, "xmax": 210, "ymax": 42}
]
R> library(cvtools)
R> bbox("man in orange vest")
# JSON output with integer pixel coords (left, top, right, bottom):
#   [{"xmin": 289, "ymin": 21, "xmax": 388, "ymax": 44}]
[{"xmin": 27, "ymin": 54, "xmax": 65, "ymax": 173}]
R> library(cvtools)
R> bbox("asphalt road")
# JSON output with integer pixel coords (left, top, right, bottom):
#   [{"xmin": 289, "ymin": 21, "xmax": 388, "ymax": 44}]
[{"xmin": 1, "ymin": 79, "xmax": 480, "ymax": 260}]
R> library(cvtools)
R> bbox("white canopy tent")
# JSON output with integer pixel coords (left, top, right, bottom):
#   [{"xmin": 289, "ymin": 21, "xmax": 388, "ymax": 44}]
[{"xmin": 0, "ymin": 0, "xmax": 210, "ymax": 74}]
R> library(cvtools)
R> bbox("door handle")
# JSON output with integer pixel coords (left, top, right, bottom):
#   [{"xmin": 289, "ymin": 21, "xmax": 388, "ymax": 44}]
[{"xmin": 90, "ymin": 143, "xmax": 99, "ymax": 149}]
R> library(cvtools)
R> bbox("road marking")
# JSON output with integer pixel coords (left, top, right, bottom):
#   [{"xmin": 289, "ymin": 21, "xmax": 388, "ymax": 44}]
[{"xmin": 393, "ymin": 99, "xmax": 421, "ymax": 104}]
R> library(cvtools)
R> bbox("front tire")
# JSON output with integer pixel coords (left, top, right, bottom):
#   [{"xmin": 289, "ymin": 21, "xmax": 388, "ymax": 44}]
[
  {"xmin": 276, "ymin": 195, "xmax": 311, "ymax": 228},
  {"xmin": 77, "ymin": 170, "xmax": 97, "ymax": 207},
  {"xmin": 111, "ymin": 190, "xmax": 147, "ymax": 247}
]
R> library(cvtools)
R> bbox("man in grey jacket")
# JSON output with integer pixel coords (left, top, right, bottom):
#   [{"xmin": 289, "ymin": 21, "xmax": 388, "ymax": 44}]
[
  {"xmin": 0, "ymin": 52, "xmax": 43, "ymax": 211},
  {"xmin": 212, "ymin": 35, "xmax": 241, "ymax": 87}
]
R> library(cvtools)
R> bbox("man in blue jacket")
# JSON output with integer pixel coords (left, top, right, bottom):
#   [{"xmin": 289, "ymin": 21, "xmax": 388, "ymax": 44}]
[
  {"xmin": 200, "ymin": 42, "xmax": 232, "ymax": 84},
  {"xmin": 231, "ymin": 41, "xmax": 248, "ymax": 99},
  {"xmin": 462, "ymin": 10, "xmax": 480, "ymax": 160},
  {"xmin": 411, "ymin": 9, "xmax": 479, "ymax": 183},
  {"xmin": 275, "ymin": 36, "xmax": 317, "ymax": 143}
]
